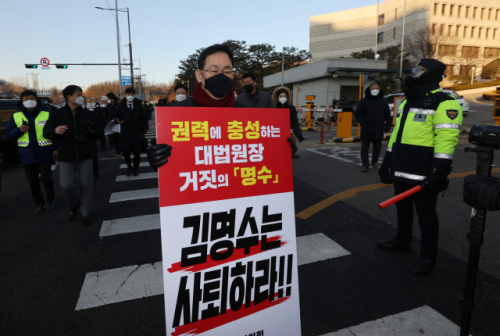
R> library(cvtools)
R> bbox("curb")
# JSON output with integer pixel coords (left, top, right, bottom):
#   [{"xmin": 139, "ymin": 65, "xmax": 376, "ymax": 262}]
[
  {"xmin": 328, "ymin": 134, "xmax": 392, "ymax": 143},
  {"xmin": 301, "ymin": 127, "xmax": 317, "ymax": 131}
]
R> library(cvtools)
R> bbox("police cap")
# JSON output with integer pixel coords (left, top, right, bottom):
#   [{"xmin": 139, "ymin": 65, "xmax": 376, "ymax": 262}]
[{"xmin": 416, "ymin": 58, "xmax": 446, "ymax": 77}]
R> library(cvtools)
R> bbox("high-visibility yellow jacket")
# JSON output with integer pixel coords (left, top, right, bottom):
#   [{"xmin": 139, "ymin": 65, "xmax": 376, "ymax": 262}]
[
  {"xmin": 386, "ymin": 89, "xmax": 463, "ymax": 185},
  {"xmin": 13, "ymin": 111, "xmax": 53, "ymax": 147}
]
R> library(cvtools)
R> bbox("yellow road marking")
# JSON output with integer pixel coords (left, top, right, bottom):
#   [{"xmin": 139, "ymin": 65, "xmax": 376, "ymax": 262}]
[{"xmin": 296, "ymin": 168, "xmax": 500, "ymax": 220}]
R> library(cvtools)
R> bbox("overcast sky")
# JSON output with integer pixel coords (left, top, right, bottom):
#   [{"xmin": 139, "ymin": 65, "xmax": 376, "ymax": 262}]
[{"xmin": 1, "ymin": 0, "xmax": 377, "ymax": 92}]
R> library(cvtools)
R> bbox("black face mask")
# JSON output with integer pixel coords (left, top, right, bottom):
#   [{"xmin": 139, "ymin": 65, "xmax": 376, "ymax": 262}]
[
  {"xmin": 203, "ymin": 73, "xmax": 233, "ymax": 98},
  {"xmin": 244, "ymin": 84, "xmax": 254, "ymax": 93}
]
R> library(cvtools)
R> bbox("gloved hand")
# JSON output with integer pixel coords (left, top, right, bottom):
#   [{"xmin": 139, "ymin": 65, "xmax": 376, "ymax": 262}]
[
  {"xmin": 147, "ymin": 138, "xmax": 172, "ymax": 170},
  {"xmin": 288, "ymin": 137, "xmax": 298, "ymax": 154},
  {"xmin": 378, "ymin": 163, "xmax": 392, "ymax": 184},
  {"xmin": 425, "ymin": 172, "xmax": 449, "ymax": 192},
  {"xmin": 463, "ymin": 175, "xmax": 500, "ymax": 211}
]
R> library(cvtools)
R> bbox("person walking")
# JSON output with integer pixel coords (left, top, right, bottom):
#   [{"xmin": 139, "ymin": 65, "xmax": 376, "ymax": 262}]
[
  {"xmin": 236, "ymin": 73, "xmax": 276, "ymax": 108},
  {"xmin": 377, "ymin": 59, "xmax": 463, "ymax": 275},
  {"xmin": 43, "ymin": 85, "xmax": 98, "ymax": 226},
  {"xmin": 93, "ymin": 102, "xmax": 107, "ymax": 151},
  {"xmin": 105, "ymin": 92, "xmax": 121, "ymax": 157},
  {"xmin": 354, "ymin": 83, "xmax": 392, "ymax": 172},
  {"xmin": 116, "ymin": 87, "xmax": 148, "ymax": 177},
  {"xmin": 272, "ymin": 86, "xmax": 304, "ymax": 159},
  {"xmin": 5, "ymin": 90, "xmax": 57, "ymax": 214}
]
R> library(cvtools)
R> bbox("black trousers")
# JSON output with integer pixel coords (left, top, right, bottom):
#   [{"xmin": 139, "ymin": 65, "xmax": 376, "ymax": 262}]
[
  {"xmin": 98, "ymin": 131, "xmax": 106, "ymax": 150},
  {"xmin": 123, "ymin": 150, "xmax": 141, "ymax": 172},
  {"xmin": 23, "ymin": 160, "xmax": 54, "ymax": 206},
  {"xmin": 92, "ymin": 142, "xmax": 99, "ymax": 175},
  {"xmin": 361, "ymin": 139, "xmax": 382, "ymax": 167},
  {"xmin": 394, "ymin": 182, "xmax": 439, "ymax": 260}
]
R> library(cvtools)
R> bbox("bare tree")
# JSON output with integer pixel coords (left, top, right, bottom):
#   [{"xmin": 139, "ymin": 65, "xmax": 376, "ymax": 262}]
[
  {"xmin": 8, "ymin": 75, "xmax": 27, "ymax": 96},
  {"xmin": 455, "ymin": 49, "xmax": 484, "ymax": 80},
  {"xmin": 404, "ymin": 27, "xmax": 460, "ymax": 61}
]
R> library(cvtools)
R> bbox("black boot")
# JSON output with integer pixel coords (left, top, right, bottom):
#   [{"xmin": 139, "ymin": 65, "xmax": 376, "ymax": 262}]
[
  {"xmin": 377, "ymin": 239, "xmax": 412, "ymax": 254},
  {"xmin": 411, "ymin": 257, "xmax": 436, "ymax": 275}
]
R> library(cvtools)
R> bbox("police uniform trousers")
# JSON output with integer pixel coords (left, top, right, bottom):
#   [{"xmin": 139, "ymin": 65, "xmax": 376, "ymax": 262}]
[{"xmin": 394, "ymin": 181, "xmax": 439, "ymax": 260}]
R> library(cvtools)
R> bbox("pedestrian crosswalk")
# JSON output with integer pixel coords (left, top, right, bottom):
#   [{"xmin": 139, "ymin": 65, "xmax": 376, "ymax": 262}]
[{"xmin": 74, "ymin": 127, "xmax": 467, "ymax": 335}]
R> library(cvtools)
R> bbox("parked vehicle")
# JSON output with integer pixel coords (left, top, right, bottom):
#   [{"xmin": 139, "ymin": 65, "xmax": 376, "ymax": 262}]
[{"xmin": 0, "ymin": 99, "xmax": 20, "ymax": 167}]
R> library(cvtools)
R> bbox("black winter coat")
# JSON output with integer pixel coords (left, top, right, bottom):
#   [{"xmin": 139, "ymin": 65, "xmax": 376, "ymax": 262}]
[
  {"xmin": 43, "ymin": 105, "xmax": 99, "ymax": 162},
  {"xmin": 116, "ymin": 98, "xmax": 148, "ymax": 152},
  {"xmin": 105, "ymin": 103, "xmax": 120, "ymax": 142},
  {"xmin": 354, "ymin": 88, "xmax": 391, "ymax": 140},
  {"xmin": 172, "ymin": 97, "xmax": 245, "ymax": 107}
]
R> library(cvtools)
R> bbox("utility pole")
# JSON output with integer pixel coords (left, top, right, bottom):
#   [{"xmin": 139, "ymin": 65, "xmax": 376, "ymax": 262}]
[
  {"xmin": 399, "ymin": 0, "xmax": 407, "ymax": 89},
  {"xmin": 115, "ymin": 0, "xmax": 123, "ymax": 97},
  {"xmin": 375, "ymin": 0, "xmax": 379, "ymax": 55},
  {"xmin": 126, "ymin": 7, "xmax": 134, "ymax": 89}
]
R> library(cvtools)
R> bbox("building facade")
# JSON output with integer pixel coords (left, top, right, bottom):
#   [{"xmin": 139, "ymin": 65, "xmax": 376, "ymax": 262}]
[{"xmin": 310, "ymin": 0, "xmax": 500, "ymax": 81}]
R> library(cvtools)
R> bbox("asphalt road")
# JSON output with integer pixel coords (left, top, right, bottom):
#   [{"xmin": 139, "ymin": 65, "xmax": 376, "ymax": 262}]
[{"xmin": 1, "ymin": 98, "xmax": 500, "ymax": 336}]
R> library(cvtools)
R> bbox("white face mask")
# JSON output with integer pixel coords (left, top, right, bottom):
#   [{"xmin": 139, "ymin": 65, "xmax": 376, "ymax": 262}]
[
  {"xmin": 23, "ymin": 100, "xmax": 37, "ymax": 109},
  {"xmin": 176, "ymin": 94, "xmax": 186, "ymax": 102},
  {"xmin": 101, "ymin": 104, "xmax": 107, "ymax": 107},
  {"xmin": 107, "ymin": 99, "xmax": 111, "ymax": 104},
  {"xmin": 126, "ymin": 96, "xmax": 134, "ymax": 102},
  {"xmin": 371, "ymin": 89, "xmax": 380, "ymax": 96},
  {"xmin": 279, "ymin": 97, "xmax": 287, "ymax": 105},
  {"xmin": 75, "ymin": 96, "xmax": 85, "ymax": 106}
]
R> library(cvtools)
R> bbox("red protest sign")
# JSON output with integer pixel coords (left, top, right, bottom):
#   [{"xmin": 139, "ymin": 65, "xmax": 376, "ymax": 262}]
[{"xmin": 157, "ymin": 107, "xmax": 301, "ymax": 336}]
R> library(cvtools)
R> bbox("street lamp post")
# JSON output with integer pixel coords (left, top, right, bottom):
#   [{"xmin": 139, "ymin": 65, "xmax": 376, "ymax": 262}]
[{"xmin": 399, "ymin": 0, "xmax": 407, "ymax": 89}]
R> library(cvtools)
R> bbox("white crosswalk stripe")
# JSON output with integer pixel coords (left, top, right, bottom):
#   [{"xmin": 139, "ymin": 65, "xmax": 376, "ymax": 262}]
[
  {"xmin": 109, "ymin": 188, "xmax": 158, "ymax": 203},
  {"xmin": 75, "ymin": 233, "xmax": 351, "ymax": 310},
  {"xmin": 115, "ymin": 172, "xmax": 157, "ymax": 182},
  {"xmin": 119, "ymin": 162, "xmax": 150, "ymax": 169},
  {"xmin": 320, "ymin": 305, "xmax": 469, "ymax": 336}
]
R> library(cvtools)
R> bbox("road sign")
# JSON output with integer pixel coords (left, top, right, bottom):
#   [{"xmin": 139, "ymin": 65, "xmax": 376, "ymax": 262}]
[
  {"xmin": 40, "ymin": 58, "xmax": 50, "ymax": 67},
  {"xmin": 157, "ymin": 107, "xmax": 301, "ymax": 336},
  {"xmin": 122, "ymin": 76, "xmax": 131, "ymax": 85}
]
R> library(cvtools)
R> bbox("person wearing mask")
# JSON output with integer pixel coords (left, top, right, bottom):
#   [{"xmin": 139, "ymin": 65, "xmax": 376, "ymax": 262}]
[
  {"xmin": 236, "ymin": 73, "xmax": 276, "ymax": 108},
  {"xmin": 272, "ymin": 86, "xmax": 304, "ymax": 159},
  {"xmin": 105, "ymin": 92, "xmax": 121, "ymax": 157},
  {"xmin": 6, "ymin": 90, "xmax": 57, "ymax": 214},
  {"xmin": 339, "ymin": 96, "xmax": 350, "ymax": 110},
  {"xmin": 147, "ymin": 44, "xmax": 297, "ymax": 168},
  {"xmin": 116, "ymin": 87, "xmax": 148, "ymax": 177},
  {"xmin": 377, "ymin": 59, "xmax": 463, "ymax": 275},
  {"xmin": 93, "ymin": 102, "xmax": 107, "ymax": 152},
  {"xmin": 354, "ymin": 83, "xmax": 392, "ymax": 172},
  {"xmin": 43, "ymin": 85, "xmax": 99, "ymax": 226},
  {"xmin": 142, "ymin": 100, "xmax": 151, "ymax": 121},
  {"xmin": 174, "ymin": 84, "xmax": 189, "ymax": 103},
  {"xmin": 82, "ymin": 96, "xmax": 101, "ymax": 180}
]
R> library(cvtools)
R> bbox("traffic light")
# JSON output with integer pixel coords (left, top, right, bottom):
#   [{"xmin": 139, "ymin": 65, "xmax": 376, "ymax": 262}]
[
  {"xmin": 56, "ymin": 65, "xmax": 68, "ymax": 69},
  {"xmin": 25, "ymin": 64, "xmax": 38, "ymax": 69}
]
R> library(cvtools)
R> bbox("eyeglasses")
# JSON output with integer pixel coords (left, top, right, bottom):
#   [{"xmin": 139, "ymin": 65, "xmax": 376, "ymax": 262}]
[{"xmin": 202, "ymin": 66, "xmax": 235, "ymax": 78}]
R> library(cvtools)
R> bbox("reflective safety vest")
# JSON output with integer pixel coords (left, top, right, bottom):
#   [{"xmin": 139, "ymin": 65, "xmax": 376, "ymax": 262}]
[
  {"xmin": 13, "ymin": 111, "xmax": 53, "ymax": 147},
  {"xmin": 386, "ymin": 89, "xmax": 463, "ymax": 184}
]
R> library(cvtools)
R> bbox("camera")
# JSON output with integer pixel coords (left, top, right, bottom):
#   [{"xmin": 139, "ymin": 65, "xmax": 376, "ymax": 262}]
[{"xmin": 468, "ymin": 125, "xmax": 500, "ymax": 149}]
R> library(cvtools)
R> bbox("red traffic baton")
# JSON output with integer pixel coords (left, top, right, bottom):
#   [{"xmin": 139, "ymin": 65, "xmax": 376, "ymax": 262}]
[{"xmin": 378, "ymin": 182, "xmax": 428, "ymax": 209}]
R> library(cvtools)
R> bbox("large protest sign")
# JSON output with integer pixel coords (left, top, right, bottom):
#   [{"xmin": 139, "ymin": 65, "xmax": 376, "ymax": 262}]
[{"xmin": 156, "ymin": 107, "xmax": 301, "ymax": 336}]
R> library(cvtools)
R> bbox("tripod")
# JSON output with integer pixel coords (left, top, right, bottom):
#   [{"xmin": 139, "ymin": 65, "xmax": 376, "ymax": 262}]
[{"xmin": 460, "ymin": 146, "xmax": 494, "ymax": 336}]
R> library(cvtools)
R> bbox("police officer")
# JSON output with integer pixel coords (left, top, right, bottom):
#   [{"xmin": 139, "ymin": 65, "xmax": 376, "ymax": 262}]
[{"xmin": 377, "ymin": 58, "xmax": 463, "ymax": 275}]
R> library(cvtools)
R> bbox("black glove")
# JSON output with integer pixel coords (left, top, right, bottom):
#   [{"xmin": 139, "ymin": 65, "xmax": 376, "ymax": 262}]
[
  {"xmin": 463, "ymin": 175, "xmax": 500, "ymax": 211},
  {"xmin": 425, "ymin": 171, "xmax": 449, "ymax": 192},
  {"xmin": 147, "ymin": 138, "xmax": 172, "ymax": 170},
  {"xmin": 288, "ymin": 137, "xmax": 298, "ymax": 154},
  {"xmin": 378, "ymin": 163, "xmax": 392, "ymax": 184}
]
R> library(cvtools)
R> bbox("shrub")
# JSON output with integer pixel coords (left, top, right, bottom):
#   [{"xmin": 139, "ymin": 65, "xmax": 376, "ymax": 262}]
[{"xmin": 448, "ymin": 80, "xmax": 500, "ymax": 91}]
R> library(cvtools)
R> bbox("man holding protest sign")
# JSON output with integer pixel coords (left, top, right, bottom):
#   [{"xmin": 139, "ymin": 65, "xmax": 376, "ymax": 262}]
[{"xmin": 147, "ymin": 43, "xmax": 302, "ymax": 336}]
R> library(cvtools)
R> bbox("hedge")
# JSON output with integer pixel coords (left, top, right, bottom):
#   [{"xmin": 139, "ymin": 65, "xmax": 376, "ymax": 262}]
[
  {"xmin": 482, "ymin": 91, "xmax": 500, "ymax": 101},
  {"xmin": 448, "ymin": 80, "xmax": 500, "ymax": 91}
]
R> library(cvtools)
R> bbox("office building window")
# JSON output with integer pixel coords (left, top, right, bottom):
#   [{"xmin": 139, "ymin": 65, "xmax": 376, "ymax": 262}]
[
  {"xmin": 393, "ymin": 27, "xmax": 397, "ymax": 39},
  {"xmin": 442, "ymin": 4, "xmax": 446, "ymax": 16},
  {"xmin": 496, "ymin": 9, "xmax": 499, "ymax": 21},
  {"xmin": 478, "ymin": 27, "xmax": 482, "ymax": 39},
  {"xmin": 379, "ymin": 14, "xmax": 385, "ymax": 25},
  {"xmin": 473, "ymin": 7, "xmax": 477, "ymax": 19},
  {"xmin": 458, "ymin": 6, "xmax": 462, "ymax": 18},
  {"xmin": 448, "ymin": 25, "xmax": 453, "ymax": 36},
  {"xmin": 460, "ymin": 65, "xmax": 473, "ymax": 76},
  {"xmin": 432, "ymin": 24, "xmax": 437, "ymax": 35},
  {"xmin": 440, "ymin": 24, "xmax": 445, "ymax": 36},
  {"xmin": 439, "ymin": 45, "xmax": 458, "ymax": 56},
  {"xmin": 377, "ymin": 32, "xmax": 384, "ymax": 43},
  {"xmin": 455, "ymin": 25, "xmax": 461, "ymax": 37},
  {"xmin": 445, "ymin": 65, "xmax": 455, "ymax": 77},
  {"xmin": 486, "ymin": 28, "xmax": 490, "ymax": 39},
  {"xmin": 395, "ymin": 8, "xmax": 397, "ymax": 20},
  {"xmin": 450, "ymin": 5, "xmax": 454, "ymax": 16},
  {"xmin": 463, "ymin": 26, "xmax": 468, "ymax": 38},
  {"xmin": 494, "ymin": 29, "xmax": 497, "ymax": 40},
  {"xmin": 471, "ymin": 26, "xmax": 475, "ymax": 38},
  {"xmin": 481, "ymin": 8, "xmax": 485, "ymax": 20},
  {"xmin": 484, "ymin": 48, "xmax": 500, "ymax": 58},
  {"xmin": 434, "ymin": 3, "xmax": 438, "ymax": 15},
  {"xmin": 466, "ymin": 6, "xmax": 470, "ymax": 18},
  {"xmin": 489, "ymin": 8, "xmax": 492, "ymax": 20},
  {"xmin": 462, "ymin": 46, "xmax": 480, "ymax": 57}
]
